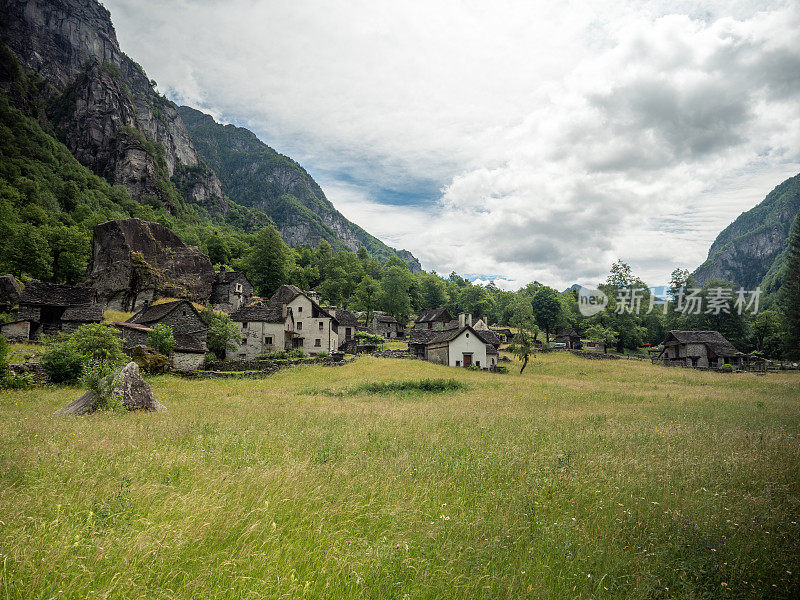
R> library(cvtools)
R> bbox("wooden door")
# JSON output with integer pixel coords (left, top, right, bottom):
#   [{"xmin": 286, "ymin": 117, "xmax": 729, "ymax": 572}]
[{"xmin": 463, "ymin": 354, "xmax": 472, "ymax": 367}]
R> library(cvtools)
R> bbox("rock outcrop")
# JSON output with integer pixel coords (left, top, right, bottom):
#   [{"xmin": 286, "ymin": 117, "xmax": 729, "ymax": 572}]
[
  {"xmin": 0, "ymin": 274, "xmax": 21, "ymax": 311},
  {"xmin": 0, "ymin": 0, "xmax": 227, "ymax": 214},
  {"xmin": 86, "ymin": 218, "xmax": 214, "ymax": 311},
  {"xmin": 54, "ymin": 361, "xmax": 166, "ymax": 415}
]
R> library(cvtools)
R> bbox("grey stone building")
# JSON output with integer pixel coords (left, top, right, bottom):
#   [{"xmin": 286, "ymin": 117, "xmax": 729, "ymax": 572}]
[
  {"xmin": 371, "ymin": 312, "xmax": 404, "ymax": 338},
  {"xmin": 657, "ymin": 330, "xmax": 741, "ymax": 368},
  {"xmin": 13, "ymin": 282, "xmax": 101, "ymax": 340},
  {"xmin": 210, "ymin": 270, "xmax": 253, "ymax": 313},
  {"xmin": 414, "ymin": 308, "xmax": 454, "ymax": 330},
  {"xmin": 127, "ymin": 299, "xmax": 208, "ymax": 347}
]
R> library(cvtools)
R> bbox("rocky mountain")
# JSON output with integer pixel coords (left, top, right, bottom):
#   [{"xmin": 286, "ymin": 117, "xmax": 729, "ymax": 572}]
[
  {"xmin": 0, "ymin": 0, "xmax": 228, "ymax": 216},
  {"xmin": 177, "ymin": 106, "xmax": 420, "ymax": 269},
  {"xmin": 693, "ymin": 173, "xmax": 800, "ymax": 297}
]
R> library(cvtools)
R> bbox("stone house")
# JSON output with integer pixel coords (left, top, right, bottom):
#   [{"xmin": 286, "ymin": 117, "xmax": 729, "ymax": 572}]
[
  {"xmin": 111, "ymin": 321, "xmax": 207, "ymax": 369},
  {"xmin": 210, "ymin": 269, "xmax": 253, "ymax": 313},
  {"xmin": 371, "ymin": 312, "xmax": 404, "ymax": 338},
  {"xmin": 410, "ymin": 313, "xmax": 501, "ymax": 369},
  {"xmin": 414, "ymin": 308, "xmax": 454, "ymax": 330},
  {"xmin": 14, "ymin": 282, "xmax": 101, "ymax": 340},
  {"xmin": 492, "ymin": 328, "xmax": 514, "ymax": 344},
  {"xmin": 553, "ymin": 328, "xmax": 582, "ymax": 349},
  {"xmin": 127, "ymin": 299, "xmax": 208, "ymax": 347},
  {"xmin": 657, "ymin": 330, "xmax": 741, "ymax": 368},
  {"xmin": 228, "ymin": 285, "xmax": 339, "ymax": 358},
  {"xmin": 228, "ymin": 300, "xmax": 294, "ymax": 360}
]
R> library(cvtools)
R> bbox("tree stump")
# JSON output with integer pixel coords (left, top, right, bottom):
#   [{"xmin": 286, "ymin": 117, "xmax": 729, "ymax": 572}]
[{"xmin": 54, "ymin": 362, "xmax": 166, "ymax": 416}]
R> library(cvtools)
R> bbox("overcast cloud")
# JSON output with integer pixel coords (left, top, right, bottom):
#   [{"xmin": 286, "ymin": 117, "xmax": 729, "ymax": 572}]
[{"xmin": 105, "ymin": 0, "xmax": 800, "ymax": 290}]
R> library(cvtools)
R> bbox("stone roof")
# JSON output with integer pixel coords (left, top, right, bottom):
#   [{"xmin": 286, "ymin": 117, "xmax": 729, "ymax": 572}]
[
  {"xmin": 174, "ymin": 333, "xmax": 207, "ymax": 353},
  {"xmin": 486, "ymin": 344, "xmax": 499, "ymax": 355},
  {"xmin": 230, "ymin": 300, "xmax": 285, "ymax": 323},
  {"xmin": 214, "ymin": 270, "xmax": 249, "ymax": 285},
  {"xmin": 61, "ymin": 303, "xmax": 104, "ymax": 322},
  {"xmin": 425, "ymin": 325, "xmax": 501, "ymax": 347},
  {"xmin": 664, "ymin": 330, "xmax": 739, "ymax": 357},
  {"xmin": 374, "ymin": 314, "xmax": 399, "ymax": 324},
  {"xmin": 270, "ymin": 284, "xmax": 304, "ymax": 305},
  {"xmin": 555, "ymin": 328, "xmax": 580, "ymax": 339},
  {"xmin": 128, "ymin": 300, "xmax": 201, "ymax": 325},
  {"xmin": 333, "ymin": 309, "xmax": 360, "ymax": 327},
  {"xmin": 112, "ymin": 321, "xmax": 152, "ymax": 333},
  {"xmin": 416, "ymin": 308, "xmax": 453, "ymax": 323},
  {"xmin": 19, "ymin": 282, "xmax": 96, "ymax": 307},
  {"xmin": 409, "ymin": 328, "xmax": 441, "ymax": 345}
]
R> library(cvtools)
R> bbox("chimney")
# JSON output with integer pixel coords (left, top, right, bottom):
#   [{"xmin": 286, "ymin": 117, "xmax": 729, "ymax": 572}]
[
  {"xmin": 458, "ymin": 312, "xmax": 466, "ymax": 328},
  {"xmin": 467, "ymin": 313, "xmax": 472, "ymax": 326},
  {"xmin": 483, "ymin": 314, "xmax": 489, "ymax": 326},
  {"xmin": 306, "ymin": 290, "xmax": 319, "ymax": 302}
]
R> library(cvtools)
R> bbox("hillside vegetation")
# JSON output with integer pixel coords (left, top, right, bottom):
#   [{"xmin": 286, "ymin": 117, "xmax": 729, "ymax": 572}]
[{"xmin": 1, "ymin": 354, "xmax": 798, "ymax": 599}]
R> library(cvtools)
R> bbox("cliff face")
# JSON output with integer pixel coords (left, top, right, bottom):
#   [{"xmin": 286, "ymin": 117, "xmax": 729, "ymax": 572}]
[
  {"xmin": 693, "ymin": 173, "xmax": 800, "ymax": 293},
  {"xmin": 0, "ymin": 0, "xmax": 227, "ymax": 214},
  {"xmin": 178, "ymin": 105, "xmax": 421, "ymax": 270}
]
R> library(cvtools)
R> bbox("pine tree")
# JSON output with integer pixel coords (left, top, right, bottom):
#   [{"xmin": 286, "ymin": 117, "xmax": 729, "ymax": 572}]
[{"xmin": 780, "ymin": 213, "xmax": 800, "ymax": 359}]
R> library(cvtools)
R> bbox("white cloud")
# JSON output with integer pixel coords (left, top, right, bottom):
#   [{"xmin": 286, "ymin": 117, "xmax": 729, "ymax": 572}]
[{"xmin": 105, "ymin": 0, "xmax": 800, "ymax": 289}]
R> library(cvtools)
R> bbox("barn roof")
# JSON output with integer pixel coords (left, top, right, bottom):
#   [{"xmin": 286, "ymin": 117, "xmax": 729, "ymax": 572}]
[
  {"xmin": 374, "ymin": 314, "xmax": 398, "ymax": 324},
  {"xmin": 333, "ymin": 308, "xmax": 360, "ymax": 327},
  {"xmin": 128, "ymin": 300, "xmax": 201, "ymax": 325},
  {"xmin": 664, "ymin": 330, "xmax": 739, "ymax": 357},
  {"xmin": 270, "ymin": 284, "xmax": 304, "ymax": 305},
  {"xmin": 214, "ymin": 270, "xmax": 249, "ymax": 285},
  {"xmin": 61, "ymin": 303, "xmax": 104, "ymax": 322},
  {"xmin": 19, "ymin": 282, "xmax": 95, "ymax": 307},
  {"xmin": 555, "ymin": 328, "xmax": 580, "ymax": 339}
]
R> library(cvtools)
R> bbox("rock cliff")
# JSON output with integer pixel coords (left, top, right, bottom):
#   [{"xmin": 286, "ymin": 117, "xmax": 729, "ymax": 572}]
[
  {"xmin": 693, "ymin": 173, "xmax": 800, "ymax": 295},
  {"xmin": 178, "ymin": 105, "xmax": 421, "ymax": 269},
  {"xmin": 0, "ymin": 0, "xmax": 227, "ymax": 214},
  {"xmin": 86, "ymin": 218, "xmax": 214, "ymax": 311}
]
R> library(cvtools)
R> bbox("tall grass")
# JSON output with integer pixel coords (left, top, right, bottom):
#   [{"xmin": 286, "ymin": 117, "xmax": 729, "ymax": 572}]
[{"xmin": 0, "ymin": 353, "xmax": 798, "ymax": 599}]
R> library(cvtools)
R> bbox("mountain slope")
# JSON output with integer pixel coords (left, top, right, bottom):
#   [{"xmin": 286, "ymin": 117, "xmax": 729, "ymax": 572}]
[
  {"xmin": 693, "ymin": 173, "xmax": 800, "ymax": 295},
  {"xmin": 178, "ymin": 106, "xmax": 420, "ymax": 269}
]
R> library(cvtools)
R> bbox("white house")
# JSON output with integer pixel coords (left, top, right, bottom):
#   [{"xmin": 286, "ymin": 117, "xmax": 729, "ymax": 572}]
[{"xmin": 421, "ymin": 313, "xmax": 500, "ymax": 369}]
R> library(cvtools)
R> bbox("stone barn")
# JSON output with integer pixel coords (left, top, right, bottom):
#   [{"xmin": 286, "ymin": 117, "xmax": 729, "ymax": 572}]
[
  {"xmin": 127, "ymin": 299, "xmax": 208, "ymax": 347},
  {"xmin": 553, "ymin": 328, "xmax": 582, "ymax": 349},
  {"xmin": 16, "ymin": 282, "xmax": 100, "ymax": 339},
  {"xmin": 657, "ymin": 330, "xmax": 741, "ymax": 368},
  {"xmin": 371, "ymin": 313, "xmax": 404, "ymax": 338}
]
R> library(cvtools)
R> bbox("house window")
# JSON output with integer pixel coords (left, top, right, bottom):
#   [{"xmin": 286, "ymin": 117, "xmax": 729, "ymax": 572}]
[
  {"xmin": 297, "ymin": 306, "xmax": 302, "ymax": 313},
  {"xmin": 315, "ymin": 338, "xmax": 321, "ymax": 347},
  {"xmin": 456, "ymin": 360, "xmax": 461, "ymax": 366},
  {"xmin": 318, "ymin": 321, "xmax": 323, "ymax": 330},
  {"xmin": 346, "ymin": 327, "xmax": 352, "ymax": 339},
  {"xmin": 265, "ymin": 336, "xmax": 273, "ymax": 345},
  {"xmin": 297, "ymin": 322, "xmax": 302, "ymax": 330},
  {"xmin": 466, "ymin": 333, "xmax": 469, "ymax": 338},
  {"xmin": 242, "ymin": 322, "xmax": 248, "ymax": 329},
  {"xmin": 235, "ymin": 283, "xmax": 243, "ymax": 293},
  {"xmin": 476, "ymin": 361, "xmax": 480, "ymax": 368}
]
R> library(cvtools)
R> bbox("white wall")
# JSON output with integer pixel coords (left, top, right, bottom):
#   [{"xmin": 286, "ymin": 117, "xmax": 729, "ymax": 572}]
[
  {"xmin": 447, "ymin": 330, "xmax": 488, "ymax": 368},
  {"xmin": 288, "ymin": 295, "xmax": 338, "ymax": 354}
]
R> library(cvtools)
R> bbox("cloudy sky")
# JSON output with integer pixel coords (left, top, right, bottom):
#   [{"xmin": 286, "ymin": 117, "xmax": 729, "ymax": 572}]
[{"xmin": 105, "ymin": 0, "xmax": 800, "ymax": 290}]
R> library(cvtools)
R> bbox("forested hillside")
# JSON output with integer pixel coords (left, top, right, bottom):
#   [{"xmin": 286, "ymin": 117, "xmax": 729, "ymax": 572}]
[{"xmin": 693, "ymin": 173, "xmax": 800, "ymax": 297}]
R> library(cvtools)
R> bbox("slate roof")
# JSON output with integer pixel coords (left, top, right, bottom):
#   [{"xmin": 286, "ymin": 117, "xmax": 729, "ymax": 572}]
[
  {"xmin": 19, "ymin": 282, "xmax": 95, "ymax": 307},
  {"xmin": 61, "ymin": 303, "xmax": 104, "ymax": 322},
  {"xmin": 555, "ymin": 328, "xmax": 580, "ymax": 339},
  {"xmin": 477, "ymin": 329, "xmax": 501, "ymax": 347},
  {"xmin": 174, "ymin": 333, "xmax": 207, "ymax": 353},
  {"xmin": 409, "ymin": 328, "xmax": 441, "ymax": 345},
  {"xmin": 486, "ymin": 344, "xmax": 499, "ymax": 355},
  {"xmin": 214, "ymin": 270, "xmax": 248, "ymax": 285},
  {"xmin": 664, "ymin": 330, "xmax": 739, "ymax": 357},
  {"xmin": 333, "ymin": 309, "xmax": 360, "ymax": 327},
  {"xmin": 270, "ymin": 284, "xmax": 304, "ymax": 305},
  {"xmin": 426, "ymin": 325, "xmax": 502, "ymax": 347},
  {"xmin": 416, "ymin": 308, "xmax": 453, "ymax": 323},
  {"xmin": 230, "ymin": 300, "xmax": 285, "ymax": 323},
  {"xmin": 128, "ymin": 300, "xmax": 200, "ymax": 325},
  {"xmin": 374, "ymin": 314, "xmax": 399, "ymax": 324}
]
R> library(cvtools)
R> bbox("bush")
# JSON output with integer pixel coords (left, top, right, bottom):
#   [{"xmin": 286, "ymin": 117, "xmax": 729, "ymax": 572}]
[
  {"xmin": 41, "ymin": 344, "xmax": 85, "ymax": 384},
  {"xmin": 258, "ymin": 348, "xmax": 306, "ymax": 361},
  {"xmin": 147, "ymin": 324, "xmax": 175, "ymax": 356},
  {"xmin": 496, "ymin": 366, "xmax": 509, "ymax": 374},
  {"xmin": 82, "ymin": 360, "xmax": 122, "ymax": 411},
  {"xmin": 317, "ymin": 350, "xmax": 329, "ymax": 358},
  {"xmin": 354, "ymin": 378, "xmax": 467, "ymax": 394},
  {"xmin": 202, "ymin": 309, "xmax": 239, "ymax": 359},
  {"xmin": 0, "ymin": 372, "xmax": 30, "ymax": 389},
  {"xmin": 719, "ymin": 363, "xmax": 734, "ymax": 373}
]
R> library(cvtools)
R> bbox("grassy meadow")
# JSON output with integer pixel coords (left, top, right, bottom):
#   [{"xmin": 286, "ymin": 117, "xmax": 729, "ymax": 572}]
[{"xmin": 0, "ymin": 352, "xmax": 799, "ymax": 599}]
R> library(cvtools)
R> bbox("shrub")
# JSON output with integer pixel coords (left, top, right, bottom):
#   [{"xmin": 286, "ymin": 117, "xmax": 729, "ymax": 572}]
[
  {"xmin": 355, "ymin": 378, "xmax": 467, "ymax": 394},
  {"xmin": 496, "ymin": 366, "xmax": 509, "ymax": 374},
  {"xmin": 317, "ymin": 350, "xmax": 329, "ymax": 358},
  {"xmin": 147, "ymin": 324, "xmax": 175, "ymax": 356},
  {"xmin": 0, "ymin": 372, "xmax": 30, "ymax": 389},
  {"xmin": 0, "ymin": 334, "xmax": 8, "ymax": 370},
  {"xmin": 41, "ymin": 345, "xmax": 85, "ymax": 384},
  {"xmin": 719, "ymin": 363, "xmax": 734, "ymax": 373},
  {"xmin": 82, "ymin": 360, "xmax": 122, "ymax": 411}
]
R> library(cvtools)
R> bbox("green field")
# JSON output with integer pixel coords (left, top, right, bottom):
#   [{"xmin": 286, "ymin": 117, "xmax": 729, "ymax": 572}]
[{"xmin": 1, "ymin": 353, "xmax": 798, "ymax": 599}]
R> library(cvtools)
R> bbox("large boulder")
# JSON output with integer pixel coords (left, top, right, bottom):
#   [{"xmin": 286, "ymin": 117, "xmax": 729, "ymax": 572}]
[
  {"xmin": 85, "ymin": 218, "xmax": 214, "ymax": 311},
  {"xmin": 0, "ymin": 274, "xmax": 22, "ymax": 312},
  {"xmin": 54, "ymin": 362, "xmax": 166, "ymax": 416}
]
